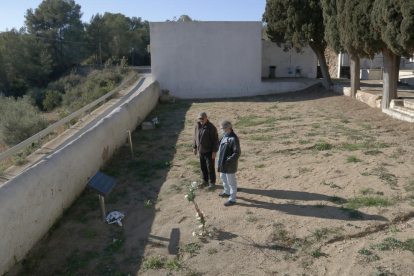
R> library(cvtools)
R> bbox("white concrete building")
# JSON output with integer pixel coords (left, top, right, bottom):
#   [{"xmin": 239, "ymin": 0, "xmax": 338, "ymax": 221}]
[
  {"xmin": 150, "ymin": 21, "xmax": 319, "ymax": 99},
  {"xmin": 261, "ymin": 38, "xmax": 317, "ymax": 78},
  {"xmin": 338, "ymin": 52, "xmax": 414, "ymax": 84}
]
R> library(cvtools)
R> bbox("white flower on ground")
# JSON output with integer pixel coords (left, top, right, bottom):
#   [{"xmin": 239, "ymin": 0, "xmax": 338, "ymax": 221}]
[
  {"xmin": 199, "ymin": 225, "xmax": 203, "ymax": 228},
  {"xmin": 185, "ymin": 195, "xmax": 188, "ymax": 198},
  {"xmin": 192, "ymin": 232, "xmax": 196, "ymax": 236}
]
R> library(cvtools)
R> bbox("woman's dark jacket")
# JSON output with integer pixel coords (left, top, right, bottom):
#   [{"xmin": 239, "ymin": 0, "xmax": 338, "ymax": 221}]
[{"xmin": 217, "ymin": 131, "xmax": 241, "ymax": 174}]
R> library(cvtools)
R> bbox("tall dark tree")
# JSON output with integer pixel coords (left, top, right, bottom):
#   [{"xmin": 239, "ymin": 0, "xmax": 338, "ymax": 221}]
[
  {"xmin": 25, "ymin": 0, "xmax": 85, "ymax": 73},
  {"xmin": 85, "ymin": 13, "xmax": 110, "ymax": 65},
  {"xmin": 130, "ymin": 17, "xmax": 150, "ymax": 65},
  {"xmin": 85, "ymin": 14, "xmax": 150, "ymax": 66},
  {"xmin": 0, "ymin": 29, "xmax": 53, "ymax": 97},
  {"xmin": 322, "ymin": 0, "xmax": 342, "ymax": 54},
  {"xmin": 263, "ymin": 0, "xmax": 333, "ymax": 88},
  {"xmin": 101, "ymin": 13, "xmax": 133, "ymax": 62},
  {"xmin": 372, "ymin": 0, "xmax": 414, "ymax": 108},
  {"xmin": 322, "ymin": 0, "xmax": 384, "ymax": 98}
]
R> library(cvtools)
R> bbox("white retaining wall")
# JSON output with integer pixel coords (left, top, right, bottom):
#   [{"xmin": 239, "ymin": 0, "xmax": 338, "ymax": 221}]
[
  {"xmin": 0, "ymin": 81, "xmax": 160, "ymax": 275},
  {"xmin": 261, "ymin": 40, "xmax": 317, "ymax": 78},
  {"xmin": 150, "ymin": 21, "xmax": 319, "ymax": 99}
]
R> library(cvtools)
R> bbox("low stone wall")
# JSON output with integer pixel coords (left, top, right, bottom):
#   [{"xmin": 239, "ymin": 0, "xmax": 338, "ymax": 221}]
[
  {"xmin": 0, "ymin": 81, "xmax": 160, "ymax": 275},
  {"xmin": 333, "ymin": 85, "xmax": 381, "ymax": 108}
]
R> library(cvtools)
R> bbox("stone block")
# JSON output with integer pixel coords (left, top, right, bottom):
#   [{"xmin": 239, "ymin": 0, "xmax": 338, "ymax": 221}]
[{"xmin": 356, "ymin": 91, "xmax": 381, "ymax": 108}]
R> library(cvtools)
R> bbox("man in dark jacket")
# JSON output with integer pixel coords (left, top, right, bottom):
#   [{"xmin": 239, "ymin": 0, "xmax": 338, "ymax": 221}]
[
  {"xmin": 193, "ymin": 112, "xmax": 219, "ymax": 189},
  {"xmin": 216, "ymin": 120, "xmax": 241, "ymax": 206}
]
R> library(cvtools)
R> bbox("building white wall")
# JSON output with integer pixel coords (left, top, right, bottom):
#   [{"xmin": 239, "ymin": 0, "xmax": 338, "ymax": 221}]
[
  {"xmin": 150, "ymin": 21, "xmax": 320, "ymax": 99},
  {"xmin": 0, "ymin": 81, "xmax": 160, "ymax": 275},
  {"xmin": 151, "ymin": 21, "xmax": 261, "ymax": 98},
  {"xmin": 261, "ymin": 40, "xmax": 317, "ymax": 78},
  {"xmin": 341, "ymin": 53, "xmax": 383, "ymax": 69}
]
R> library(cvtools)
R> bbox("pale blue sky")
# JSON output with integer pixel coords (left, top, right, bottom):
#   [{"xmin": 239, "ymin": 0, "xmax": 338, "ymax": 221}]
[{"xmin": 1, "ymin": 0, "xmax": 266, "ymax": 32}]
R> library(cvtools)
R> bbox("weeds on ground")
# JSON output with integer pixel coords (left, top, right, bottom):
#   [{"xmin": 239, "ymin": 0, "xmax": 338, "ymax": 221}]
[
  {"xmin": 181, "ymin": 243, "xmax": 202, "ymax": 257},
  {"xmin": 330, "ymin": 195, "xmax": 343, "ymax": 203},
  {"xmin": 403, "ymin": 180, "xmax": 414, "ymax": 192},
  {"xmin": 358, "ymin": 247, "xmax": 372, "ymax": 255},
  {"xmin": 250, "ymin": 136, "xmax": 273, "ymax": 141},
  {"xmin": 365, "ymin": 149, "xmax": 383, "ymax": 156},
  {"xmin": 166, "ymin": 258, "xmax": 181, "ymax": 271},
  {"xmin": 186, "ymin": 159, "xmax": 199, "ymax": 167},
  {"xmin": 207, "ymin": 249, "xmax": 217, "ymax": 255},
  {"xmin": 313, "ymin": 227, "xmax": 343, "ymax": 241},
  {"xmin": 360, "ymin": 188, "xmax": 374, "ymax": 195},
  {"xmin": 142, "ymin": 256, "xmax": 165, "ymax": 271},
  {"xmin": 378, "ymin": 237, "xmax": 414, "ymax": 253},
  {"xmin": 247, "ymin": 216, "xmax": 258, "ymax": 222},
  {"xmin": 309, "ymin": 249, "xmax": 323, "ymax": 258},
  {"xmin": 341, "ymin": 143, "xmax": 362, "ymax": 151},
  {"xmin": 235, "ymin": 115, "xmax": 275, "ymax": 127},
  {"xmin": 298, "ymin": 167, "xmax": 310, "ymax": 174},
  {"xmin": 321, "ymin": 180, "xmax": 339, "ymax": 188},
  {"xmin": 378, "ymin": 172, "xmax": 398, "ymax": 187},
  {"xmin": 314, "ymin": 142, "xmax": 332, "ymax": 151},
  {"xmin": 347, "ymin": 156, "xmax": 361, "ymax": 163},
  {"xmin": 373, "ymin": 267, "xmax": 394, "ymax": 276},
  {"xmin": 346, "ymin": 197, "xmax": 392, "ymax": 209},
  {"xmin": 390, "ymin": 225, "xmax": 399, "ymax": 233},
  {"xmin": 279, "ymin": 116, "xmax": 294, "ymax": 121}
]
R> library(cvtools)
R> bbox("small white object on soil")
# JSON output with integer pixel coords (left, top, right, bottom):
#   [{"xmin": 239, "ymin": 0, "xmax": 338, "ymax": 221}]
[{"xmin": 106, "ymin": 211, "xmax": 125, "ymax": 226}]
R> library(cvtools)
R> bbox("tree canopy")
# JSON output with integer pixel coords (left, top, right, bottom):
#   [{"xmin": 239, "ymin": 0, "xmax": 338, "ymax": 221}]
[
  {"xmin": 0, "ymin": 0, "xmax": 151, "ymax": 98},
  {"xmin": 25, "ymin": 0, "xmax": 85, "ymax": 72},
  {"xmin": 371, "ymin": 0, "xmax": 414, "ymax": 58},
  {"xmin": 166, "ymin": 15, "xmax": 196, "ymax": 22},
  {"xmin": 263, "ymin": 0, "xmax": 333, "ymax": 88}
]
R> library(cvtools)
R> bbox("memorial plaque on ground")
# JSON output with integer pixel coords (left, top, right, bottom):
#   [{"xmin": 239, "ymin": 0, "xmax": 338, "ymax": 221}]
[{"xmin": 86, "ymin": 171, "xmax": 116, "ymax": 197}]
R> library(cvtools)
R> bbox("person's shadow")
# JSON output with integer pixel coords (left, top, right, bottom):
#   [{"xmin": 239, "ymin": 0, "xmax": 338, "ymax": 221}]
[
  {"xmin": 238, "ymin": 188, "xmax": 345, "ymax": 203},
  {"xmin": 231, "ymin": 188, "xmax": 387, "ymax": 221}
]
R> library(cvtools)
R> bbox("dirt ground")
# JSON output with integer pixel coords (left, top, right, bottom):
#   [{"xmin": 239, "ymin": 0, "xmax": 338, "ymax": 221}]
[{"xmin": 7, "ymin": 88, "xmax": 414, "ymax": 276}]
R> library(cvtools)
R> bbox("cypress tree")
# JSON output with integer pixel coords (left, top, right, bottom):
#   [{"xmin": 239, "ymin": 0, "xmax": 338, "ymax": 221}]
[
  {"xmin": 263, "ymin": 0, "xmax": 333, "ymax": 89},
  {"xmin": 371, "ymin": 0, "xmax": 414, "ymax": 108},
  {"xmin": 336, "ymin": 0, "xmax": 384, "ymax": 98}
]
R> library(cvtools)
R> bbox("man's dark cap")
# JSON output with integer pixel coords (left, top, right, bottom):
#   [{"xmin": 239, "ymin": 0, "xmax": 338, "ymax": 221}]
[{"xmin": 198, "ymin": 112, "xmax": 207, "ymax": 119}]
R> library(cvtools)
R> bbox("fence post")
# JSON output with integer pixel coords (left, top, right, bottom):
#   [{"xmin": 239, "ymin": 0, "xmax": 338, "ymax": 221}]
[{"xmin": 127, "ymin": 130, "xmax": 133, "ymax": 159}]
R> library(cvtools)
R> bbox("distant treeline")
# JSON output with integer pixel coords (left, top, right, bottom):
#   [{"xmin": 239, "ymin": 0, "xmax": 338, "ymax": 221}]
[{"xmin": 0, "ymin": 0, "xmax": 150, "ymax": 98}]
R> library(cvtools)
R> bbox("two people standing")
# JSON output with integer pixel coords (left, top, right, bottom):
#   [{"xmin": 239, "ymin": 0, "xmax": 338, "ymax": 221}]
[{"xmin": 193, "ymin": 112, "xmax": 241, "ymax": 206}]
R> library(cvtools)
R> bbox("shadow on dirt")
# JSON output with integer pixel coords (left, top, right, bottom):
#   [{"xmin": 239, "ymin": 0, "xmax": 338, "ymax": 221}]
[{"xmin": 236, "ymin": 196, "xmax": 387, "ymax": 221}]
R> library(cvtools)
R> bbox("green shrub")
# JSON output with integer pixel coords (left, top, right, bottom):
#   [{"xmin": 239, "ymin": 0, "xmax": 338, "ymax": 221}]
[
  {"xmin": 0, "ymin": 95, "xmax": 49, "ymax": 146},
  {"xmin": 42, "ymin": 90, "xmax": 62, "ymax": 111},
  {"xmin": 142, "ymin": 256, "xmax": 165, "ymax": 271},
  {"xmin": 165, "ymin": 258, "xmax": 181, "ymax": 271}
]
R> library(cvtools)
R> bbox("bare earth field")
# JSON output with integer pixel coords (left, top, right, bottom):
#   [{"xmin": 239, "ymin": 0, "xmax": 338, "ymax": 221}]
[{"xmin": 7, "ymin": 88, "xmax": 414, "ymax": 276}]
